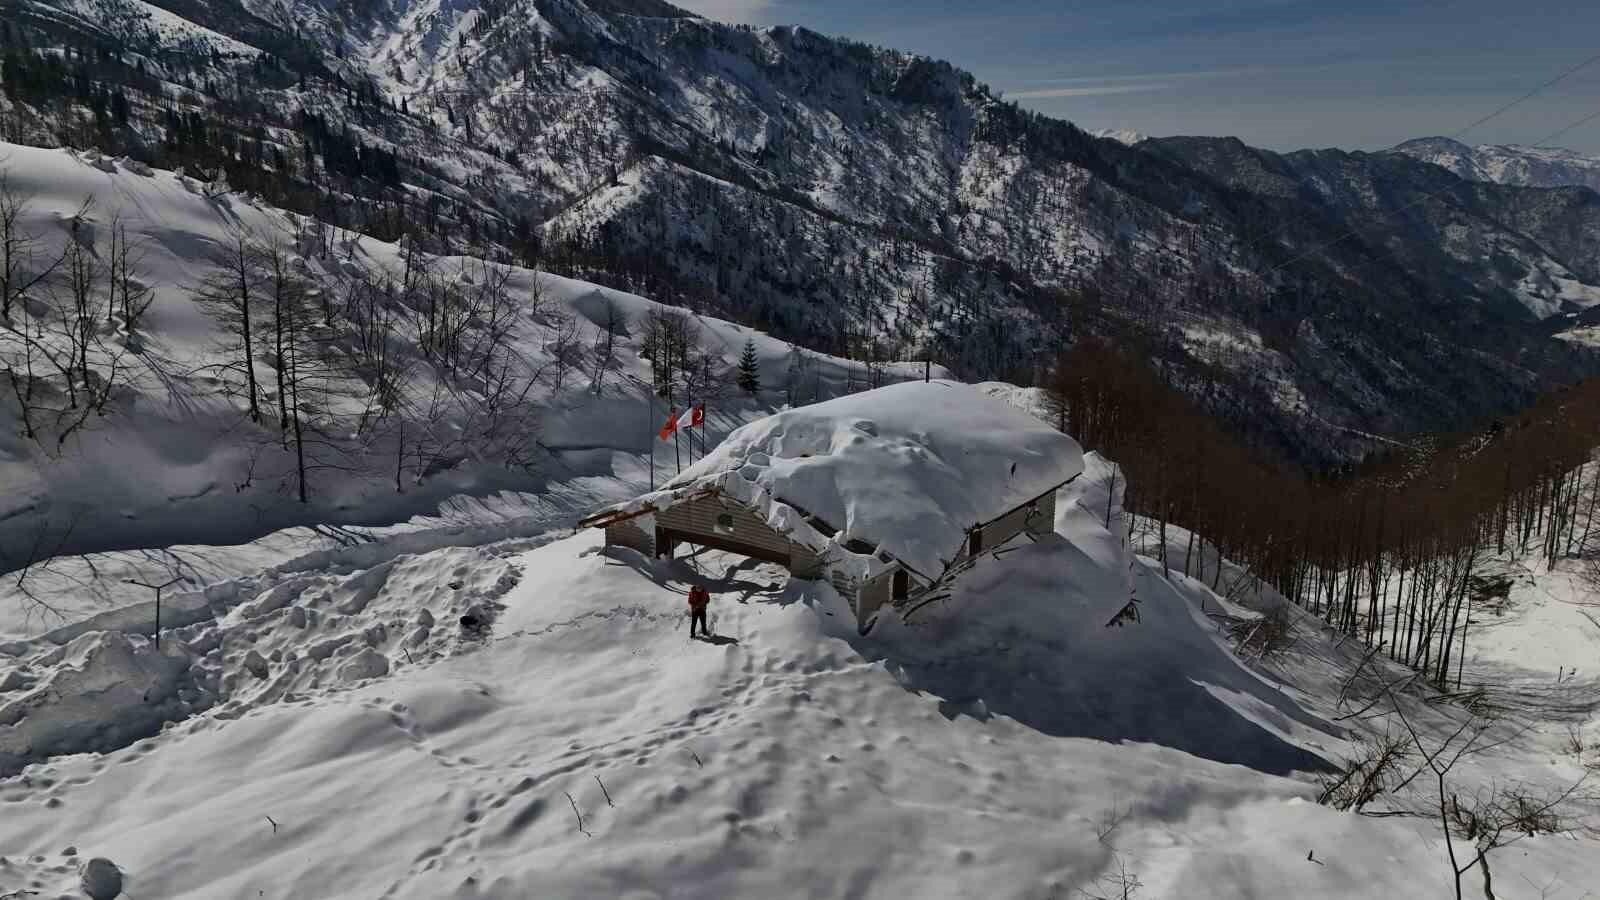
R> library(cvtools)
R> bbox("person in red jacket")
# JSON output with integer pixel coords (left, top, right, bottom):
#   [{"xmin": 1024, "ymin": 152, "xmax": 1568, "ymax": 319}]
[{"xmin": 687, "ymin": 584, "xmax": 711, "ymax": 639}]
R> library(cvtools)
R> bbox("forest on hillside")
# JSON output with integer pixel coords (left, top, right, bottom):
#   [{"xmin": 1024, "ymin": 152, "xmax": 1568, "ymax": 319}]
[{"xmin": 1046, "ymin": 340, "xmax": 1600, "ymax": 689}]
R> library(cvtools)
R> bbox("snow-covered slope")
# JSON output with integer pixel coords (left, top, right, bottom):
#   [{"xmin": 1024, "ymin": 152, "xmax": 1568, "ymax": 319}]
[
  {"xmin": 0, "ymin": 141, "xmax": 937, "ymax": 593},
  {"xmin": 2, "ymin": 450, "xmax": 1597, "ymax": 898},
  {"xmin": 1395, "ymin": 137, "xmax": 1600, "ymax": 193},
  {"xmin": 11, "ymin": 0, "xmax": 1600, "ymax": 461}
]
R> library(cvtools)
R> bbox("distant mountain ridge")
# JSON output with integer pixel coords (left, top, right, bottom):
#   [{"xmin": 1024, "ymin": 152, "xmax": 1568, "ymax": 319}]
[
  {"xmin": 1090, "ymin": 128, "xmax": 1150, "ymax": 146},
  {"xmin": 1394, "ymin": 137, "xmax": 1600, "ymax": 193},
  {"xmin": 3, "ymin": 0, "xmax": 1599, "ymax": 462}
]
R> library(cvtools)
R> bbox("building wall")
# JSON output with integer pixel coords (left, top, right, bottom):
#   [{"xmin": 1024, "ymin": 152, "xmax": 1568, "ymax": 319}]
[
  {"xmin": 791, "ymin": 548, "xmax": 823, "ymax": 580},
  {"xmin": 830, "ymin": 569, "xmax": 859, "ymax": 616},
  {"xmin": 952, "ymin": 487, "xmax": 1061, "ymax": 566},
  {"xmin": 1028, "ymin": 491, "xmax": 1057, "ymax": 535},
  {"xmin": 607, "ymin": 482, "xmax": 1064, "ymax": 631},
  {"xmin": 605, "ymin": 519, "xmax": 655, "ymax": 556},
  {"xmin": 856, "ymin": 569, "xmax": 895, "ymax": 626},
  {"xmin": 649, "ymin": 490, "xmax": 812, "ymax": 566}
]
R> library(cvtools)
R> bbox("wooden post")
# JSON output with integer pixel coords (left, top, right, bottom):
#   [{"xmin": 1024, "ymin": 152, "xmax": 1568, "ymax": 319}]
[{"xmin": 125, "ymin": 576, "xmax": 184, "ymax": 652}]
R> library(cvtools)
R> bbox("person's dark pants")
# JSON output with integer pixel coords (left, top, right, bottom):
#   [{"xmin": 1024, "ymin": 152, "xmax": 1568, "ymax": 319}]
[{"xmin": 690, "ymin": 608, "xmax": 708, "ymax": 637}]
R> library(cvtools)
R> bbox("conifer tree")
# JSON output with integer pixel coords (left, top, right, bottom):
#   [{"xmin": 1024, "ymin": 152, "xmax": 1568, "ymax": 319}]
[{"xmin": 736, "ymin": 338, "xmax": 760, "ymax": 395}]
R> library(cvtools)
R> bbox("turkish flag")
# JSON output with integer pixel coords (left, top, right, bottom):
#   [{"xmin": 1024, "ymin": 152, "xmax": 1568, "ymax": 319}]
[
  {"xmin": 677, "ymin": 403, "xmax": 705, "ymax": 430},
  {"xmin": 658, "ymin": 407, "xmax": 679, "ymax": 441}
]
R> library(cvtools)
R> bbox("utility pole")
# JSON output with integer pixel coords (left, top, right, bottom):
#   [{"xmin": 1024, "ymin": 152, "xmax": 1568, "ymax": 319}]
[{"xmin": 125, "ymin": 576, "xmax": 185, "ymax": 652}]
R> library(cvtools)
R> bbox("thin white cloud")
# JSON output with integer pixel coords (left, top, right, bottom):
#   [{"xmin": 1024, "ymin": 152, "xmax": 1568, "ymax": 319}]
[
  {"xmin": 1013, "ymin": 66, "xmax": 1270, "ymax": 87},
  {"xmin": 1002, "ymin": 63, "xmax": 1327, "ymax": 101},
  {"xmin": 672, "ymin": 0, "xmax": 775, "ymax": 24},
  {"xmin": 1007, "ymin": 83, "xmax": 1174, "ymax": 99}
]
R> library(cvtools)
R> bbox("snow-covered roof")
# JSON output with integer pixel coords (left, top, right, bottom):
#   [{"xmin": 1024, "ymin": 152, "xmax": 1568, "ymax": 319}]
[{"xmin": 586, "ymin": 381, "xmax": 1084, "ymax": 579}]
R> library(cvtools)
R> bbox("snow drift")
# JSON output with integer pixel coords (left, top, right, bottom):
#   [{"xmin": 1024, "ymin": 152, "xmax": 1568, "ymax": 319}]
[{"xmin": 0, "ymin": 631, "xmax": 208, "ymax": 777}]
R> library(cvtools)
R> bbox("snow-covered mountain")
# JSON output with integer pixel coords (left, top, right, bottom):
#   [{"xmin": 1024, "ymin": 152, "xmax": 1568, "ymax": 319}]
[
  {"xmin": 1395, "ymin": 136, "xmax": 1600, "ymax": 193},
  {"xmin": 5, "ymin": 0, "xmax": 1600, "ymax": 460},
  {"xmin": 1090, "ymin": 127, "xmax": 1150, "ymax": 146}
]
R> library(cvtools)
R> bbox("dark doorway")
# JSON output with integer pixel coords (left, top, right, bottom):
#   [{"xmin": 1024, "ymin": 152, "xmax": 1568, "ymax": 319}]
[{"xmin": 892, "ymin": 568, "xmax": 909, "ymax": 602}]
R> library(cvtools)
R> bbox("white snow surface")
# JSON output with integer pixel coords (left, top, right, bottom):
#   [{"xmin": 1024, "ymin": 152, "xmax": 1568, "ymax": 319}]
[
  {"xmin": 0, "ymin": 141, "xmax": 941, "ymax": 603},
  {"xmin": 1090, "ymin": 128, "xmax": 1152, "ymax": 146},
  {"xmin": 1396, "ymin": 137, "xmax": 1600, "ymax": 193},
  {"xmin": 615, "ymin": 380, "xmax": 1083, "ymax": 579},
  {"xmin": 1556, "ymin": 324, "xmax": 1600, "ymax": 348},
  {"xmin": 2, "ymin": 451, "xmax": 1597, "ymax": 898}
]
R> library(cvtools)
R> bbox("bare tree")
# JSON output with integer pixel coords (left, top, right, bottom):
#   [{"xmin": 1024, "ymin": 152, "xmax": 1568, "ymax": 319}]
[
  {"xmin": 1383, "ymin": 685, "xmax": 1591, "ymax": 900},
  {"xmin": 590, "ymin": 297, "xmax": 626, "ymax": 395},
  {"xmin": 56, "ymin": 208, "xmax": 104, "ymax": 411},
  {"xmin": 784, "ymin": 342, "xmax": 814, "ymax": 406},
  {"xmin": 106, "ymin": 213, "xmax": 154, "ymax": 338},
  {"xmin": 0, "ymin": 199, "xmax": 133, "ymax": 451},
  {"xmin": 0, "ymin": 172, "xmax": 63, "ymax": 323},
  {"xmin": 192, "ymin": 230, "xmax": 265, "ymax": 423},
  {"xmin": 681, "ymin": 344, "xmax": 729, "ymax": 410},
  {"xmin": 279, "ymin": 274, "xmax": 315, "ymax": 503},
  {"xmin": 642, "ymin": 308, "xmax": 699, "ymax": 405},
  {"xmin": 342, "ymin": 273, "xmax": 406, "ymax": 438},
  {"xmin": 3, "ymin": 309, "xmax": 46, "ymax": 440},
  {"xmin": 542, "ymin": 305, "xmax": 587, "ymax": 393}
]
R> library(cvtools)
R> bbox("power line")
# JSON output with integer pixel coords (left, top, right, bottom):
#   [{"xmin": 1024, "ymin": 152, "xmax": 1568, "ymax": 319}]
[
  {"xmin": 1262, "ymin": 194, "xmax": 1435, "ymax": 276},
  {"xmin": 1263, "ymin": 111, "xmax": 1600, "ymax": 279},
  {"xmin": 1235, "ymin": 50, "xmax": 1600, "ymax": 263},
  {"xmin": 1530, "ymin": 107, "xmax": 1600, "ymax": 148},
  {"xmin": 1441, "ymin": 50, "xmax": 1600, "ymax": 144}
]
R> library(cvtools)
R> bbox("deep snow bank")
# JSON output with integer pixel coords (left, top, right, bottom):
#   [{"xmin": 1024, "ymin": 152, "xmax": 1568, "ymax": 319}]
[
  {"xmin": 0, "ymin": 631, "xmax": 207, "ymax": 777},
  {"xmin": 864, "ymin": 450, "xmax": 1336, "ymax": 773},
  {"xmin": 0, "ymin": 540, "xmax": 527, "ymax": 777}
]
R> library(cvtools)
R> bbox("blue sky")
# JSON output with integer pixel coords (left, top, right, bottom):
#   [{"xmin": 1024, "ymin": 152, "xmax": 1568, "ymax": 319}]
[{"xmin": 672, "ymin": 1, "xmax": 1600, "ymax": 153}]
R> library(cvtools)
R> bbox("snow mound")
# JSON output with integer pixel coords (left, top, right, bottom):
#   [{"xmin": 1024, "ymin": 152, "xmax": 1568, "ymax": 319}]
[
  {"xmin": 0, "ymin": 631, "xmax": 207, "ymax": 777},
  {"xmin": 866, "ymin": 451, "xmax": 1336, "ymax": 773},
  {"xmin": 643, "ymin": 380, "xmax": 1083, "ymax": 577},
  {"xmin": 0, "ymin": 542, "xmax": 525, "ymax": 776}
]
